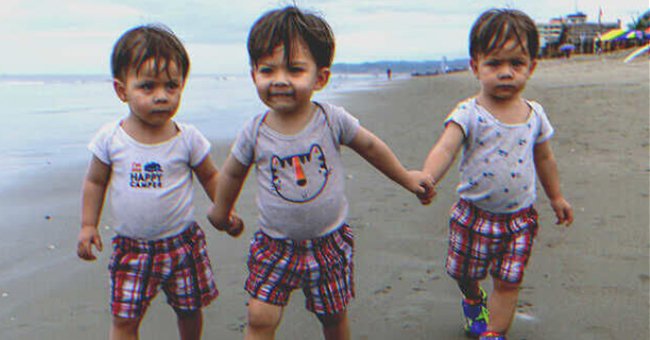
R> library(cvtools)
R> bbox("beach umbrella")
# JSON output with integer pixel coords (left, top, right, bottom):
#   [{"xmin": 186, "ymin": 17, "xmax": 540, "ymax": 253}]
[
  {"xmin": 600, "ymin": 28, "xmax": 626, "ymax": 42},
  {"xmin": 625, "ymin": 30, "xmax": 643, "ymax": 39},
  {"xmin": 559, "ymin": 43, "xmax": 576, "ymax": 52}
]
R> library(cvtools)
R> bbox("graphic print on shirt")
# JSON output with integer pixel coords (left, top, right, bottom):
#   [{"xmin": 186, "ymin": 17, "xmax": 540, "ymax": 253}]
[
  {"xmin": 270, "ymin": 144, "xmax": 329, "ymax": 203},
  {"xmin": 130, "ymin": 161, "xmax": 163, "ymax": 188}
]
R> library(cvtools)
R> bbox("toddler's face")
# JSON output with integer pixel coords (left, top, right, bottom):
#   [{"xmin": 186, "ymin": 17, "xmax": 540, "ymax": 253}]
[
  {"xmin": 251, "ymin": 40, "xmax": 330, "ymax": 115},
  {"xmin": 114, "ymin": 59, "xmax": 185, "ymax": 128},
  {"xmin": 471, "ymin": 39, "xmax": 536, "ymax": 102}
]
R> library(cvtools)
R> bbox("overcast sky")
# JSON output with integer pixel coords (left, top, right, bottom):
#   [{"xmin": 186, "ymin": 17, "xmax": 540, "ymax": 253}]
[{"xmin": 1, "ymin": 0, "xmax": 646, "ymax": 75}]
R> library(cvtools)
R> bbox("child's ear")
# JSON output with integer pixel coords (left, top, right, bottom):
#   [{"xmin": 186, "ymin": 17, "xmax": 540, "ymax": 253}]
[
  {"xmin": 469, "ymin": 59, "xmax": 480, "ymax": 77},
  {"xmin": 314, "ymin": 67, "xmax": 331, "ymax": 91},
  {"xmin": 113, "ymin": 79, "xmax": 127, "ymax": 102},
  {"xmin": 528, "ymin": 59, "xmax": 538, "ymax": 77},
  {"xmin": 250, "ymin": 68, "xmax": 257, "ymax": 82}
]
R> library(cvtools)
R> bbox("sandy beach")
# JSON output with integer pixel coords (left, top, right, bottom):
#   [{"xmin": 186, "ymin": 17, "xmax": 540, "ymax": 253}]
[{"xmin": 0, "ymin": 53, "xmax": 647, "ymax": 339}]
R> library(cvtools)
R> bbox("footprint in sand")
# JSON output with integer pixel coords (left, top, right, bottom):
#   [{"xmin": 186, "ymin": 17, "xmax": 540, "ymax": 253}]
[
  {"xmin": 373, "ymin": 285, "xmax": 392, "ymax": 295},
  {"xmin": 515, "ymin": 300, "xmax": 537, "ymax": 322},
  {"xmin": 227, "ymin": 323, "xmax": 245, "ymax": 333}
]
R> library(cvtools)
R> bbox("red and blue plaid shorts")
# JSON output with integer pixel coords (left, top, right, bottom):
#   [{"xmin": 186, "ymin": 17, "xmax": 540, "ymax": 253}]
[
  {"xmin": 445, "ymin": 200, "xmax": 538, "ymax": 284},
  {"xmin": 108, "ymin": 223, "xmax": 218, "ymax": 319},
  {"xmin": 245, "ymin": 224, "xmax": 354, "ymax": 316}
]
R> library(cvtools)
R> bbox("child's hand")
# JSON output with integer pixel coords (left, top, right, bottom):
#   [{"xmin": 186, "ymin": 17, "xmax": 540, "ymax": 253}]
[
  {"xmin": 550, "ymin": 197, "xmax": 574, "ymax": 226},
  {"xmin": 225, "ymin": 213, "xmax": 245, "ymax": 237},
  {"xmin": 208, "ymin": 205, "xmax": 245, "ymax": 237},
  {"xmin": 77, "ymin": 226, "xmax": 103, "ymax": 261},
  {"xmin": 207, "ymin": 204, "xmax": 225, "ymax": 231},
  {"xmin": 408, "ymin": 170, "xmax": 437, "ymax": 205}
]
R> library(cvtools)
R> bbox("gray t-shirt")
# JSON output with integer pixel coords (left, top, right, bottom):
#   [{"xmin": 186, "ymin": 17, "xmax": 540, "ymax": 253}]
[
  {"xmin": 446, "ymin": 98, "xmax": 554, "ymax": 213},
  {"xmin": 89, "ymin": 121, "xmax": 210, "ymax": 240},
  {"xmin": 231, "ymin": 102, "xmax": 360, "ymax": 240}
]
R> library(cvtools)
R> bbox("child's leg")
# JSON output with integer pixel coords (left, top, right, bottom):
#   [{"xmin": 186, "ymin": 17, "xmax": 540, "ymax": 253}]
[
  {"xmin": 176, "ymin": 309, "xmax": 203, "ymax": 340},
  {"xmin": 486, "ymin": 277, "xmax": 520, "ymax": 334},
  {"xmin": 305, "ymin": 225, "xmax": 354, "ymax": 340},
  {"xmin": 110, "ymin": 316, "xmax": 141, "ymax": 340},
  {"xmin": 457, "ymin": 278, "xmax": 483, "ymax": 301},
  {"xmin": 446, "ymin": 201, "xmax": 491, "ymax": 302},
  {"xmin": 108, "ymin": 236, "xmax": 156, "ymax": 340},
  {"xmin": 163, "ymin": 225, "xmax": 217, "ymax": 340},
  {"xmin": 484, "ymin": 209, "xmax": 537, "ymax": 337},
  {"xmin": 245, "ymin": 297, "xmax": 284, "ymax": 340},
  {"xmin": 317, "ymin": 311, "xmax": 350, "ymax": 340}
]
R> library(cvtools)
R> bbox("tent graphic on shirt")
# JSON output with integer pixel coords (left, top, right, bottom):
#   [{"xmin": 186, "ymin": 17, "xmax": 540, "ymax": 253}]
[
  {"xmin": 130, "ymin": 161, "xmax": 163, "ymax": 189},
  {"xmin": 144, "ymin": 162, "xmax": 162, "ymax": 173},
  {"xmin": 269, "ymin": 144, "xmax": 329, "ymax": 203}
]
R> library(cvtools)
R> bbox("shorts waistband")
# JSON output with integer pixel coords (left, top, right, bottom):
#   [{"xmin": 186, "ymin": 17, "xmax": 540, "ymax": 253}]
[
  {"xmin": 113, "ymin": 222, "xmax": 201, "ymax": 253},
  {"xmin": 257, "ymin": 223, "xmax": 350, "ymax": 249},
  {"xmin": 457, "ymin": 199, "xmax": 535, "ymax": 221}
]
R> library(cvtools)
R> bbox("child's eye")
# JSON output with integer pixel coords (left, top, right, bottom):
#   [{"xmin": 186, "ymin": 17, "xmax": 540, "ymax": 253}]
[
  {"xmin": 288, "ymin": 66, "xmax": 304, "ymax": 73},
  {"xmin": 139, "ymin": 82, "xmax": 154, "ymax": 90},
  {"xmin": 258, "ymin": 67, "xmax": 272, "ymax": 74},
  {"xmin": 166, "ymin": 81, "xmax": 180, "ymax": 90},
  {"xmin": 511, "ymin": 60, "xmax": 525, "ymax": 67}
]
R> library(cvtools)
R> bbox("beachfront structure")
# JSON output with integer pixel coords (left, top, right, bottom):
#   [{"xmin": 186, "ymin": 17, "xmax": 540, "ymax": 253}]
[
  {"xmin": 537, "ymin": 12, "xmax": 620, "ymax": 57},
  {"xmin": 538, "ymin": 18, "xmax": 564, "ymax": 47}
]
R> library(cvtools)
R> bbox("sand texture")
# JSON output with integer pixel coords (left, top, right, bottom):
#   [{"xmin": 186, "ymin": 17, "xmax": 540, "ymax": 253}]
[{"xmin": 0, "ymin": 54, "xmax": 647, "ymax": 339}]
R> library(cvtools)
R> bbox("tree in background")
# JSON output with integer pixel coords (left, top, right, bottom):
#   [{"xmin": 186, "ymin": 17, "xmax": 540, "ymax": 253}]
[{"xmin": 628, "ymin": 10, "xmax": 650, "ymax": 31}]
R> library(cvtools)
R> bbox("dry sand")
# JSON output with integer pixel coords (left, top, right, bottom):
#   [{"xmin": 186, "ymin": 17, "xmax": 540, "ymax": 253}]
[{"xmin": 0, "ymin": 54, "xmax": 647, "ymax": 339}]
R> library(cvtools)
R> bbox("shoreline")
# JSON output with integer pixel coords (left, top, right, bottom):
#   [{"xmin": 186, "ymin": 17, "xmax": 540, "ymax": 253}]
[{"xmin": 0, "ymin": 56, "xmax": 647, "ymax": 339}]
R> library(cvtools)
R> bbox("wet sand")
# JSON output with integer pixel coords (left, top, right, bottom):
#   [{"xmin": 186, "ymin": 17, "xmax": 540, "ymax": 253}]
[{"xmin": 0, "ymin": 53, "xmax": 647, "ymax": 339}]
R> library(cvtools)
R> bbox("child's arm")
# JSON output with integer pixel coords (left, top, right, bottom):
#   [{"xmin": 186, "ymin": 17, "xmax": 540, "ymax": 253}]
[
  {"xmin": 193, "ymin": 154, "xmax": 219, "ymax": 201},
  {"xmin": 347, "ymin": 127, "xmax": 435, "ymax": 199},
  {"xmin": 534, "ymin": 141, "xmax": 574, "ymax": 226},
  {"xmin": 77, "ymin": 156, "xmax": 110, "ymax": 261},
  {"xmin": 422, "ymin": 122, "xmax": 464, "ymax": 188},
  {"xmin": 207, "ymin": 154, "xmax": 250, "ymax": 237},
  {"xmin": 195, "ymin": 154, "xmax": 245, "ymax": 236}
]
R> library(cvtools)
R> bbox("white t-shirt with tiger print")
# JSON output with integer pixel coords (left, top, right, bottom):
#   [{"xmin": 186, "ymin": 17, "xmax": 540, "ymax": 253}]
[{"xmin": 231, "ymin": 102, "xmax": 360, "ymax": 240}]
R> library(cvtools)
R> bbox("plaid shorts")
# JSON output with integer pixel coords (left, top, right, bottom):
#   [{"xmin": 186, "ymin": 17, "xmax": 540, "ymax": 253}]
[
  {"xmin": 245, "ymin": 224, "xmax": 354, "ymax": 316},
  {"xmin": 108, "ymin": 223, "xmax": 218, "ymax": 319},
  {"xmin": 445, "ymin": 200, "xmax": 538, "ymax": 284}
]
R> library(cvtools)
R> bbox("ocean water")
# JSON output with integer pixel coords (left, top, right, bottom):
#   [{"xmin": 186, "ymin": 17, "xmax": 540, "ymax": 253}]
[{"xmin": 0, "ymin": 72, "xmax": 398, "ymax": 190}]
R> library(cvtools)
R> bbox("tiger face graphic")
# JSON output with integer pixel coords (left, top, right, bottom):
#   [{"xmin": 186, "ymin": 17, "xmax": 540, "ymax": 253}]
[{"xmin": 270, "ymin": 144, "xmax": 329, "ymax": 203}]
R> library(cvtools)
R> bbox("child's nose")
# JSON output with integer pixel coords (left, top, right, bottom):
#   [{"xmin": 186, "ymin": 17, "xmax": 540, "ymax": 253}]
[
  {"xmin": 153, "ymin": 88, "xmax": 169, "ymax": 103},
  {"xmin": 497, "ymin": 66, "xmax": 514, "ymax": 79},
  {"xmin": 271, "ymin": 71, "xmax": 290, "ymax": 87}
]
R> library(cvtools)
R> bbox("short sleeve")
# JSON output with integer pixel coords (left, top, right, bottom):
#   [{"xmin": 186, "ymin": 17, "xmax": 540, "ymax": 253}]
[
  {"xmin": 321, "ymin": 103, "xmax": 360, "ymax": 145},
  {"xmin": 230, "ymin": 115, "xmax": 261, "ymax": 166},
  {"xmin": 87, "ymin": 121, "xmax": 118, "ymax": 165},
  {"xmin": 531, "ymin": 102, "xmax": 555, "ymax": 144},
  {"xmin": 444, "ymin": 99, "xmax": 474, "ymax": 138},
  {"xmin": 180, "ymin": 124, "xmax": 211, "ymax": 167}
]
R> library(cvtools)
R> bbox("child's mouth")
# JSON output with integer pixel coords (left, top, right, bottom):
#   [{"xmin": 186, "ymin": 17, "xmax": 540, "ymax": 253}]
[{"xmin": 270, "ymin": 92, "xmax": 294, "ymax": 98}]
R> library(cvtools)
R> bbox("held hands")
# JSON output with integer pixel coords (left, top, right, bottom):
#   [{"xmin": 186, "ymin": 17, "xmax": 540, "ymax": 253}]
[
  {"xmin": 77, "ymin": 226, "xmax": 103, "ymax": 261},
  {"xmin": 407, "ymin": 170, "xmax": 437, "ymax": 205},
  {"xmin": 224, "ymin": 213, "xmax": 245, "ymax": 237},
  {"xmin": 550, "ymin": 197, "xmax": 574, "ymax": 226},
  {"xmin": 207, "ymin": 205, "xmax": 245, "ymax": 237}
]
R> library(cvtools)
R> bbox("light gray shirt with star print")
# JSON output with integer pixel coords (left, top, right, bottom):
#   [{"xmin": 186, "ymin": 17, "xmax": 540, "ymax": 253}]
[{"xmin": 445, "ymin": 97, "xmax": 554, "ymax": 213}]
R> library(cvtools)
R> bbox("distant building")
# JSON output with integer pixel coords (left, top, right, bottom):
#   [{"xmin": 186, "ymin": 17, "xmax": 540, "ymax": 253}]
[
  {"xmin": 536, "ymin": 12, "xmax": 620, "ymax": 57},
  {"xmin": 566, "ymin": 12, "xmax": 587, "ymax": 24},
  {"xmin": 538, "ymin": 18, "xmax": 564, "ymax": 47}
]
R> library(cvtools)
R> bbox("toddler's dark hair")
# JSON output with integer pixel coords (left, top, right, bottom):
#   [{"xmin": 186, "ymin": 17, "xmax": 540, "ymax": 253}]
[
  {"xmin": 469, "ymin": 9, "xmax": 539, "ymax": 60},
  {"xmin": 111, "ymin": 24, "xmax": 190, "ymax": 80},
  {"xmin": 247, "ymin": 6, "xmax": 335, "ymax": 68}
]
